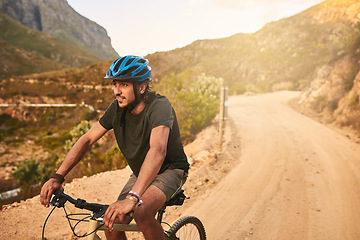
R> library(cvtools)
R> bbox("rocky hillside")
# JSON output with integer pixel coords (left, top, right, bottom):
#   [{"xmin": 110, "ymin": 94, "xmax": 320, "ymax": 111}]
[
  {"xmin": 294, "ymin": 0, "xmax": 360, "ymax": 135},
  {"xmin": 0, "ymin": 0, "xmax": 118, "ymax": 60},
  {"xmin": 0, "ymin": 11, "xmax": 103, "ymax": 79},
  {"xmin": 297, "ymin": 51, "xmax": 360, "ymax": 133}
]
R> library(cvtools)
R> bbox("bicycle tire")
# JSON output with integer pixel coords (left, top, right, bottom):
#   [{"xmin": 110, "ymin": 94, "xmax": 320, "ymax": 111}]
[{"xmin": 166, "ymin": 216, "xmax": 206, "ymax": 240}]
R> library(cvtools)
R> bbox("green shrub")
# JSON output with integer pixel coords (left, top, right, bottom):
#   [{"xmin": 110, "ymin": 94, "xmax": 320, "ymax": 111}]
[
  {"xmin": 154, "ymin": 70, "xmax": 222, "ymax": 142},
  {"xmin": 105, "ymin": 145, "xmax": 127, "ymax": 170},
  {"xmin": 12, "ymin": 159, "xmax": 51, "ymax": 194},
  {"xmin": 60, "ymin": 120, "xmax": 92, "ymax": 171},
  {"xmin": 0, "ymin": 114, "xmax": 26, "ymax": 141}
]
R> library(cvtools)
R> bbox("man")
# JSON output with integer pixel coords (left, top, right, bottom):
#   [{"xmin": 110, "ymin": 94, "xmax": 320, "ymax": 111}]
[{"xmin": 40, "ymin": 55, "xmax": 189, "ymax": 240}]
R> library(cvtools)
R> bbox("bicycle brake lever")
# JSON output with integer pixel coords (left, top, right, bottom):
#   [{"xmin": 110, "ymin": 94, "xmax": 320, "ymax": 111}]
[{"xmin": 92, "ymin": 205, "xmax": 109, "ymax": 219}]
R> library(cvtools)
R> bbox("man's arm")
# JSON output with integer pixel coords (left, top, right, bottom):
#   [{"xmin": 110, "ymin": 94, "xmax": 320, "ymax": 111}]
[
  {"xmin": 56, "ymin": 122, "xmax": 108, "ymax": 177},
  {"xmin": 40, "ymin": 122, "xmax": 108, "ymax": 207},
  {"xmin": 131, "ymin": 125, "xmax": 170, "ymax": 196}
]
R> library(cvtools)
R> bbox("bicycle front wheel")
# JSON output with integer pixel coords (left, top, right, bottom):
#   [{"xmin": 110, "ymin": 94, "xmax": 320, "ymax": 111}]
[{"xmin": 166, "ymin": 216, "xmax": 206, "ymax": 240}]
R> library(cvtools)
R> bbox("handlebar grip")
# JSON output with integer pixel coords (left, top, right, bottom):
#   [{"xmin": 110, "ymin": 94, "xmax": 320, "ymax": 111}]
[
  {"xmin": 53, "ymin": 189, "xmax": 62, "ymax": 198},
  {"xmin": 51, "ymin": 190, "xmax": 110, "ymax": 219},
  {"xmin": 50, "ymin": 189, "xmax": 67, "ymax": 207}
]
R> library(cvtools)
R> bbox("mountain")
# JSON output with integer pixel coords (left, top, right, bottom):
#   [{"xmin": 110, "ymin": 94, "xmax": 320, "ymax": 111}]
[
  {"xmin": 147, "ymin": 0, "xmax": 359, "ymax": 92},
  {"xmin": 0, "ymin": 11, "xmax": 103, "ymax": 79},
  {"xmin": 0, "ymin": 0, "xmax": 118, "ymax": 60}
]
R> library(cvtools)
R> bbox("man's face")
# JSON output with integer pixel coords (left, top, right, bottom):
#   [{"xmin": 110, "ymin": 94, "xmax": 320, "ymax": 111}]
[{"xmin": 113, "ymin": 80, "xmax": 135, "ymax": 108}]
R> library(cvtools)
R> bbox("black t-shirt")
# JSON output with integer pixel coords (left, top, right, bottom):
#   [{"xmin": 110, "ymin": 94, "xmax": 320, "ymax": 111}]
[{"xmin": 99, "ymin": 94, "xmax": 189, "ymax": 176}]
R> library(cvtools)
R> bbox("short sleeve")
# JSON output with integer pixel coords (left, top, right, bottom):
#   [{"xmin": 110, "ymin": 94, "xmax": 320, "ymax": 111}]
[
  {"xmin": 147, "ymin": 97, "xmax": 174, "ymax": 130},
  {"xmin": 99, "ymin": 100, "xmax": 117, "ymax": 130}
]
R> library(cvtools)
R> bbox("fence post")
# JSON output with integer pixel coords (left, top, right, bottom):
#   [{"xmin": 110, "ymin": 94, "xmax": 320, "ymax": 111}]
[
  {"xmin": 218, "ymin": 86, "xmax": 228, "ymax": 151},
  {"xmin": 224, "ymin": 86, "xmax": 228, "ymax": 120},
  {"xmin": 218, "ymin": 87, "xmax": 224, "ymax": 151}
]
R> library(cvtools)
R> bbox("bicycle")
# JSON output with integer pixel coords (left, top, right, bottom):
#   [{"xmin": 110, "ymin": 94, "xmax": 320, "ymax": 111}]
[{"xmin": 42, "ymin": 189, "xmax": 206, "ymax": 240}]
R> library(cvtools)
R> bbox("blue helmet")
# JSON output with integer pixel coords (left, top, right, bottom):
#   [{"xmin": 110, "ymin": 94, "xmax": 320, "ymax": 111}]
[{"xmin": 104, "ymin": 55, "xmax": 151, "ymax": 82}]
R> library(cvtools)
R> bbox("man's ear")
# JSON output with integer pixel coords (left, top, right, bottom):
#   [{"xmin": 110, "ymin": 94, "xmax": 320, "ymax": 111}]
[{"xmin": 139, "ymin": 82, "xmax": 147, "ymax": 94}]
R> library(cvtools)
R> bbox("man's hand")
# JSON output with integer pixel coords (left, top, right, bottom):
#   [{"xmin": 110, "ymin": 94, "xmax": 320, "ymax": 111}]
[
  {"xmin": 40, "ymin": 178, "xmax": 63, "ymax": 207},
  {"xmin": 103, "ymin": 199, "xmax": 136, "ymax": 231}
]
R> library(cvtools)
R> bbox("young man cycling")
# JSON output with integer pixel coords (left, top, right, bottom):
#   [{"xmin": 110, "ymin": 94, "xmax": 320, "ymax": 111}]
[{"xmin": 40, "ymin": 55, "xmax": 189, "ymax": 240}]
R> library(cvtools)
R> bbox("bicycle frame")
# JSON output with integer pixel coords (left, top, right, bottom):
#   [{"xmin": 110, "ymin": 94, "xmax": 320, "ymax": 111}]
[{"xmin": 86, "ymin": 219, "xmax": 140, "ymax": 240}]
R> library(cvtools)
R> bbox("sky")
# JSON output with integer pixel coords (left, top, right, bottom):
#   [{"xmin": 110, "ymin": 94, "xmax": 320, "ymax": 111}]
[{"xmin": 67, "ymin": 0, "xmax": 325, "ymax": 57}]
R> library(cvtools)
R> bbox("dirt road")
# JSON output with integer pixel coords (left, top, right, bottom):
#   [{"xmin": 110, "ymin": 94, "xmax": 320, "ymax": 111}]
[
  {"xmin": 1, "ymin": 91, "xmax": 360, "ymax": 240},
  {"xmin": 182, "ymin": 91, "xmax": 360, "ymax": 240}
]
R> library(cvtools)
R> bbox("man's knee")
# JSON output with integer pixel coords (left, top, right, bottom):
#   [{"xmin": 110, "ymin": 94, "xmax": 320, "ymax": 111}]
[
  {"xmin": 133, "ymin": 201, "xmax": 163, "ymax": 225},
  {"xmin": 133, "ymin": 205, "xmax": 152, "ymax": 223},
  {"xmin": 132, "ymin": 185, "xmax": 167, "ymax": 224}
]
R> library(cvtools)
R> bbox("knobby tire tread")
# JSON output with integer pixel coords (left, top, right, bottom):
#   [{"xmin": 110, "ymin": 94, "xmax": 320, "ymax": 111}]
[{"xmin": 167, "ymin": 215, "xmax": 206, "ymax": 240}]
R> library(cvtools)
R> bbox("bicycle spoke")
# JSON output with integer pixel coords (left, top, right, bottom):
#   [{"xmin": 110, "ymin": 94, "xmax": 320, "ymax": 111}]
[{"xmin": 176, "ymin": 222, "xmax": 201, "ymax": 239}]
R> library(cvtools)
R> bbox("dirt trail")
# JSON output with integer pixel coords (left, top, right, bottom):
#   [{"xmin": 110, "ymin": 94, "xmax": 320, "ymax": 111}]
[
  {"xmin": 1, "ymin": 91, "xmax": 360, "ymax": 240},
  {"xmin": 182, "ymin": 91, "xmax": 360, "ymax": 240}
]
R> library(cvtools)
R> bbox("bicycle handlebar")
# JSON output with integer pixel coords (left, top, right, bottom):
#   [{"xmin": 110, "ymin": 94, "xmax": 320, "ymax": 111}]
[{"xmin": 51, "ymin": 190, "xmax": 109, "ymax": 218}]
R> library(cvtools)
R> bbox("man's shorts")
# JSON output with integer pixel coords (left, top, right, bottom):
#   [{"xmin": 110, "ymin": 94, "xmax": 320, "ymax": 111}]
[{"xmin": 117, "ymin": 169, "xmax": 187, "ymax": 202}]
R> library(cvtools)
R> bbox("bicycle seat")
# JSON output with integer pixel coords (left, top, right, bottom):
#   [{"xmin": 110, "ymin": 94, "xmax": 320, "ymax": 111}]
[{"xmin": 166, "ymin": 190, "xmax": 187, "ymax": 206}]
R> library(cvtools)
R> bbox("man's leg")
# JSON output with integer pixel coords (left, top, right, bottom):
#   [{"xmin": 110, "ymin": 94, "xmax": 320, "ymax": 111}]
[
  {"xmin": 133, "ymin": 185, "xmax": 167, "ymax": 240},
  {"xmin": 105, "ymin": 175, "xmax": 136, "ymax": 240}
]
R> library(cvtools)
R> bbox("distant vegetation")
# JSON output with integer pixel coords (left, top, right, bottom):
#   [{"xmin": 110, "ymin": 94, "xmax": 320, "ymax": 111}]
[{"xmin": 0, "ymin": 61, "xmax": 113, "ymax": 111}]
